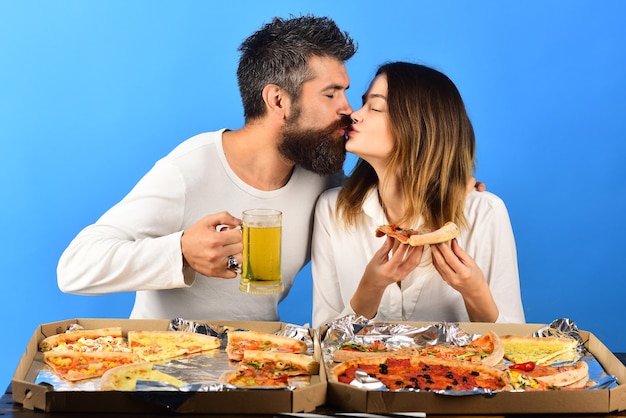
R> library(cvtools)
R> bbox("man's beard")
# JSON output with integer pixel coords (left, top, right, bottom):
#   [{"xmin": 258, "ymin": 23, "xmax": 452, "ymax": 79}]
[{"xmin": 279, "ymin": 113, "xmax": 352, "ymax": 176}]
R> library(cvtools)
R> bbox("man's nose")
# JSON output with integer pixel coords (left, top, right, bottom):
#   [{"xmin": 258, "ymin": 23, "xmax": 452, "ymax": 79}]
[{"xmin": 338, "ymin": 95, "xmax": 352, "ymax": 115}]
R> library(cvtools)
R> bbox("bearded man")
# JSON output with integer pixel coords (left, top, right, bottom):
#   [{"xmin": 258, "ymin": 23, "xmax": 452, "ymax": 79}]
[{"xmin": 57, "ymin": 15, "xmax": 356, "ymax": 321}]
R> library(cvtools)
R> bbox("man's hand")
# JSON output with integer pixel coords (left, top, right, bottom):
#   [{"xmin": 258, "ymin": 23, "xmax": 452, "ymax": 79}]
[
  {"xmin": 467, "ymin": 176, "xmax": 486, "ymax": 195},
  {"xmin": 180, "ymin": 212, "xmax": 243, "ymax": 278}
]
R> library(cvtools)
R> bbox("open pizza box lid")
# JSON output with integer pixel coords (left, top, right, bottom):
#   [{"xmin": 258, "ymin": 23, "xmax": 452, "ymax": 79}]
[
  {"xmin": 321, "ymin": 321, "xmax": 626, "ymax": 414},
  {"xmin": 11, "ymin": 318, "xmax": 327, "ymax": 414}
]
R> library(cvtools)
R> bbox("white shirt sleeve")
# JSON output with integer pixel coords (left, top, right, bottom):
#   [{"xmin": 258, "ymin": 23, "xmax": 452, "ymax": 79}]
[
  {"xmin": 464, "ymin": 191, "xmax": 525, "ymax": 323},
  {"xmin": 312, "ymin": 188, "xmax": 356, "ymax": 328},
  {"xmin": 57, "ymin": 159, "xmax": 193, "ymax": 295}
]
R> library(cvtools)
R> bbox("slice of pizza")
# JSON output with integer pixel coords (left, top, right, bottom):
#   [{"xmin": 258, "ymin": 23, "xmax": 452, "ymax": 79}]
[
  {"xmin": 332, "ymin": 340, "xmax": 401, "ymax": 362},
  {"xmin": 333, "ymin": 331, "xmax": 504, "ymax": 366},
  {"xmin": 43, "ymin": 351, "xmax": 138, "ymax": 382},
  {"xmin": 226, "ymin": 330, "xmax": 308, "ymax": 361},
  {"xmin": 127, "ymin": 330, "xmax": 221, "ymax": 362},
  {"xmin": 331, "ymin": 355, "xmax": 510, "ymax": 392},
  {"xmin": 221, "ymin": 350, "xmax": 318, "ymax": 387},
  {"xmin": 375, "ymin": 222, "xmax": 459, "ymax": 246},
  {"xmin": 39, "ymin": 327, "xmax": 130, "ymax": 353},
  {"xmin": 412, "ymin": 331, "xmax": 505, "ymax": 367},
  {"xmin": 500, "ymin": 335, "xmax": 579, "ymax": 365},
  {"xmin": 507, "ymin": 360, "xmax": 589, "ymax": 390},
  {"xmin": 100, "ymin": 362, "xmax": 186, "ymax": 391}
]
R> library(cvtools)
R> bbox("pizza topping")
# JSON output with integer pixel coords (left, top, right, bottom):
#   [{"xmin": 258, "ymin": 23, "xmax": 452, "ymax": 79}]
[
  {"xmin": 509, "ymin": 361, "xmax": 536, "ymax": 372},
  {"xmin": 337, "ymin": 341, "xmax": 388, "ymax": 352}
]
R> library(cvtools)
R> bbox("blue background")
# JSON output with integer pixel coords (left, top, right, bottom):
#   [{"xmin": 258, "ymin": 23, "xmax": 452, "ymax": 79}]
[{"xmin": 2, "ymin": 1, "xmax": 625, "ymax": 386}]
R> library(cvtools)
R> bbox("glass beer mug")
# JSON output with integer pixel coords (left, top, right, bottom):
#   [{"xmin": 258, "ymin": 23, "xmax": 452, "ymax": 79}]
[{"xmin": 239, "ymin": 209, "xmax": 283, "ymax": 295}]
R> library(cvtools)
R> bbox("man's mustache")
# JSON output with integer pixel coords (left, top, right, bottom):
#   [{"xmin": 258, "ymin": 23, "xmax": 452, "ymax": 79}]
[{"xmin": 330, "ymin": 114, "xmax": 353, "ymax": 132}]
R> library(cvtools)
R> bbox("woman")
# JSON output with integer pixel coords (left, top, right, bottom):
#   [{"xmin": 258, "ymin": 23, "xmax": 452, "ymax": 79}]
[{"xmin": 311, "ymin": 62, "xmax": 525, "ymax": 328}]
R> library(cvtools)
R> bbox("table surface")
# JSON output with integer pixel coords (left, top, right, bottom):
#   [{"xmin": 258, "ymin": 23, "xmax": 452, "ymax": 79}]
[{"xmin": 3, "ymin": 353, "xmax": 626, "ymax": 417}]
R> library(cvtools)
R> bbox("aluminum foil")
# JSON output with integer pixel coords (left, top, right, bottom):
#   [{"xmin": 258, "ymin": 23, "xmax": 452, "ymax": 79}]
[
  {"xmin": 321, "ymin": 315, "xmax": 618, "ymax": 394},
  {"xmin": 35, "ymin": 318, "xmax": 314, "ymax": 392}
]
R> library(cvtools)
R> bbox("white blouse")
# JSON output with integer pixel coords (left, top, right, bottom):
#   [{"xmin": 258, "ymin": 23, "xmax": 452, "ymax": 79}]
[{"xmin": 312, "ymin": 187, "xmax": 525, "ymax": 328}]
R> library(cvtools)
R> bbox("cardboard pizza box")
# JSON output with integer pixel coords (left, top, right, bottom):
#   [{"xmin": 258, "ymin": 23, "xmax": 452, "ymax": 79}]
[
  {"xmin": 323, "ymin": 321, "xmax": 626, "ymax": 414},
  {"xmin": 11, "ymin": 318, "xmax": 326, "ymax": 413}
]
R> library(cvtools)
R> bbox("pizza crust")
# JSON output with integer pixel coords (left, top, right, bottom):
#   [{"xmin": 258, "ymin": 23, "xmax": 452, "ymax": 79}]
[
  {"xmin": 533, "ymin": 361, "xmax": 589, "ymax": 387},
  {"xmin": 376, "ymin": 222, "xmax": 459, "ymax": 246}
]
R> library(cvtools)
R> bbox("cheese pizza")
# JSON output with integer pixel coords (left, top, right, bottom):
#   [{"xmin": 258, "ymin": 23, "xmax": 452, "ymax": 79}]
[
  {"xmin": 127, "ymin": 330, "xmax": 221, "ymax": 362},
  {"xmin": 100, "ymin": 362, "xmax": 187, "ymax": 391}
]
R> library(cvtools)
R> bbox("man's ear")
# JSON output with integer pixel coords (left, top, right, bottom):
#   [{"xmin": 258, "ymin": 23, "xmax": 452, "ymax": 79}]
[{"xmin": 262, "ymin": 84, "xmax": 290, "ymax": 118}]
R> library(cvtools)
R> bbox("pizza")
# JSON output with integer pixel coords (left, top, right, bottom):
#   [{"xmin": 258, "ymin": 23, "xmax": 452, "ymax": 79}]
[
  {"xmin": 39, "ymin": 327, "xmax": 131, "ymax": 353},
  {"xmin": 100, "ymin": 362, "xmax": 186, "ymax": 391},
  {"xmin": 127, "ymin": 330, "xmax": 221, "ymax": 362},
  {"xmin": 500, "ymin": 335, "xmax": 579, "ymax": 365},
  {"xmin": 506, "ymin": 360, "xmax": 589, "ymax": 390},
  {"xmin": 226, "ymin": 330, "xmax": 308, "ymax": 361},
  {"xmin": 43, "ymin": 350, "xmax": 137, "ymax": 382},
  {"xmin": 333, "ymin": 340, "xmax": 398, "ymax": 362},
  {"xmin": 333, "ymin": 331, "xmax": 504, "ymax": 367},
  {"xmin": 375, "ymin": 221, "xmax": 459, "ymax": 246},
  {"xmin": 331, "ymin": 355, "xmax": 510, "ymax": 392},
  {"xmin": 221, "ymin": 350, "xmax": 319, "ymax": 387}
]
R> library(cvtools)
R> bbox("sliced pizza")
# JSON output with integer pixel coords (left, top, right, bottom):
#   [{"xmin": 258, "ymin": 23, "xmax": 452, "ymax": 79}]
[
  {"xmin": 375, "ymin": 222, "xmax": 459, "ymax": 246},
  {"xmin": 43, "ymin": 350, "xmax": 138, "ymax": 382},
  {"xmin": 100, "ymin": 362, "xmax": 186, "ymax": 391},
  {"xmin": 222, "ymin": 350, "xmax": 318, "ymax": 387},
  {"xmin": 411, "ymin": 331, "xmax": 505, "ymax": 367},
  {"xmin": 507, "ymin": 360, "xmax": 589, "ymax": 390},
  {"xmin": 226, "ymin": 330, "xmax": 308, "ymax": 361},
  {"xmin": 331, "ymin": 355, "xmax": 510, "ymax": 392},
  {"xmin": 332, "ymin": 340, "xmax": 400, "ymax": 362},
  {"xmin": 39, "ymin": 327, "xmax": 130, "ymax": 353},
  {"xmin": 333, "ymin": 331, "xmax": 504, "ymax": 366},
  {"xmin": 127, "ymin": 330, "xmax": 221, "ymax": 362},
  {"xmin": 500, "ymin": 335, "xmax": 579, "ymax": 365}
]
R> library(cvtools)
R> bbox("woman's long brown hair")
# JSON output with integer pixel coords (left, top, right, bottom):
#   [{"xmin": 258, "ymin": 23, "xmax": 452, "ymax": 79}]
[{"xmin": 337, "ymin": 62, "xmax": 476, "ymax": 230}]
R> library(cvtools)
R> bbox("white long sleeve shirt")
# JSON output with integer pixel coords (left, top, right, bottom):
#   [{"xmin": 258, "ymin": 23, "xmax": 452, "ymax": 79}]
[
  {"xmin": 312, "ymin": 187, "xmax": 525, "ymax": 328},
  {"xmin": 57, "ymin": 129, "xmax": 342, "ymax": 321}
]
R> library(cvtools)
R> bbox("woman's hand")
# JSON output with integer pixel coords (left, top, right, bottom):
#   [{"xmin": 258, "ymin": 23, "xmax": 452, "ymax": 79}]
[
  {"xmin": 350, "ymin": 237, "xmax": 424, "ymax": 319},
  {"xmin": 431, "ymin": 239, "xmax": 499, "ymax": 322}
]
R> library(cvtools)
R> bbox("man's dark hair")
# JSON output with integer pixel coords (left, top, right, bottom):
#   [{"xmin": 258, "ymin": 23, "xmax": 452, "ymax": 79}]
[{"xmin": 237, "ymin": 15, "xmax": 357, "ymax": 120}]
